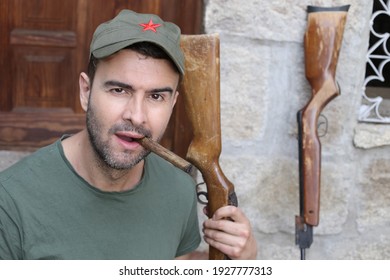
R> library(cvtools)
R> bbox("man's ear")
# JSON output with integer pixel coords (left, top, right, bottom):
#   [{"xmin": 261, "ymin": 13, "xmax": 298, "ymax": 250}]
[
  {"xmin": 79, "ymin": 72, "xmax": 91, "ymax": 112},
  {"xmin": 172, "ymin": 91, "xmax": 179, "ymax": 109}
]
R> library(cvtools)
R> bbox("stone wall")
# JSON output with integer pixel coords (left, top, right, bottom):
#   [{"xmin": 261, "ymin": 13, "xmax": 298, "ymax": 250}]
[{"xmin": 197, "ymin": 0, "xmax": 390, "ymax": 259}]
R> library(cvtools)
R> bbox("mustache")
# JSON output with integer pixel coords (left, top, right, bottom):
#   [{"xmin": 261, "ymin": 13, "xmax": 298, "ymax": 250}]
[{"xmin": 108, "ymin": 123, "xmax": 152, "ymax": 138}]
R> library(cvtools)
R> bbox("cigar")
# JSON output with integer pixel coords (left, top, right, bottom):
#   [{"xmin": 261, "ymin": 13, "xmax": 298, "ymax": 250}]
[{"xmin": 135, "ymin": 137, "xmax": 193, "ymax": 173}]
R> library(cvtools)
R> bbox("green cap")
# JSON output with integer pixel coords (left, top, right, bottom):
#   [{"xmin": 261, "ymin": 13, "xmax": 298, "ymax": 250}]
[{"xmin": 90, "ymin": 9, "xmax": 185, "ymax": 74}]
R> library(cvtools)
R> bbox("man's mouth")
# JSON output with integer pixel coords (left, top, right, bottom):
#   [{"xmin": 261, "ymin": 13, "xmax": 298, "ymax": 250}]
[
  {"xmin": 115, "ymin": 132, "xmax": 144, "ymax": 144},
  {"xmin": 116, "ymin": 134, "xmax": 134, "ymax": 142}
]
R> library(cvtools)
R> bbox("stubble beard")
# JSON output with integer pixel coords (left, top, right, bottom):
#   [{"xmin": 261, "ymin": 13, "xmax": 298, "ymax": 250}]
[{"xmin": 86, "ymin": 103, "xmax": 153, "ymax": 170}]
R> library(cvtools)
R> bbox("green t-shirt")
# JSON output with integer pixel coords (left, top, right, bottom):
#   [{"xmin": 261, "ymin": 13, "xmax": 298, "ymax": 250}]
[{"xmin": 0, "ymin": 139, "xmax": 201, "ymax": 259}]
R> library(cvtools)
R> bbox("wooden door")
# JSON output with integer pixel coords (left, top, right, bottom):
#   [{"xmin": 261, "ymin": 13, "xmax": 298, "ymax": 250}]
[{"xmin": 0, "ymin": 0, "xmax": 203, "ymax": 158}]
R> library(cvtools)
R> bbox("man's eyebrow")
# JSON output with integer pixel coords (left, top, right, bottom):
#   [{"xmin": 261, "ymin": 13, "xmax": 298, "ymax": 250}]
[
  {"xmin": 103, "ymin": 80, "xmax": 174, "ymax": 94},
  {"xmin": 148, "ymin": 87, "xmax": 174, "ymax": 94},
  {"xmin": 104, "ymin": 80, "xmax": 134, "ymax": 90}
]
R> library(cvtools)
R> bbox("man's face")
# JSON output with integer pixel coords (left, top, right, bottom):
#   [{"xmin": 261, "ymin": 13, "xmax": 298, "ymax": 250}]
[{"xmin": 80, "ymin": 49, "xmax": 180, "ymax": 170}]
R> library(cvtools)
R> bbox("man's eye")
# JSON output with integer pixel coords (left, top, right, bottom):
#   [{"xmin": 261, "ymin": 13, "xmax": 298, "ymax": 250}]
[
  {"xmin": 112, "ymin": 88, "xmax": 125, "ymax": 94},
  {"xmin": 150, "ymin": 93, "xmax": 164, "ymax": 101}
]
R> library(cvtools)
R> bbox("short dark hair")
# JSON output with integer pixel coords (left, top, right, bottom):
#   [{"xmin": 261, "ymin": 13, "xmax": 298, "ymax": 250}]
[{"xmin": 87, "ymin": 42, "xmax": 181, "ymax": 85}]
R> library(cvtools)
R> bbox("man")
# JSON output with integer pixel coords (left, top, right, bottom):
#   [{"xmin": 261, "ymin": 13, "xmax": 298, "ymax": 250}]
[{"xmin": 0, "ymin": 10, "xmax": 257, "ymax": 260}]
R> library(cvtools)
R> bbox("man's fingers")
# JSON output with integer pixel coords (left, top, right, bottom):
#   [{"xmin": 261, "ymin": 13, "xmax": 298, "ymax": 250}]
[
  {"xmin": 203, "ymin": 218, "xmax": 250, "ymax": 238},
  {"xmin": 211, "ymin": 205, "xmax": 244, "ymax": 222},
  {"xmin": 202, "ymin": 205, "xmax": 258, "ymax": 259}
]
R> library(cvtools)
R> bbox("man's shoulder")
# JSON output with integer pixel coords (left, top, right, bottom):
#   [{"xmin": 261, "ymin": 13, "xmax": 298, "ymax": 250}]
[{"xmin": 0, "ymin": 141, "xmax": 60, "ymax": 184}]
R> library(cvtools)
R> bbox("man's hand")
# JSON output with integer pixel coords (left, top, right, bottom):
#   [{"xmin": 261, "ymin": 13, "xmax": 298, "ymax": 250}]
[{"xmin": 202, "ymin": 206, "xmax": 257, "ymax": 260}]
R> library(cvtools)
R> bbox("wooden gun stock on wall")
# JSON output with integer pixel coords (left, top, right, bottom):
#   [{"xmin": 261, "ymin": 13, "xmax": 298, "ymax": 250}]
[
  {"xmin": 137, "ymin": 34, "xmax": 237, "ymax": 260},
  {"xmin": 295, "ymin": 5, "xmax": 349, "ymax": 260}
]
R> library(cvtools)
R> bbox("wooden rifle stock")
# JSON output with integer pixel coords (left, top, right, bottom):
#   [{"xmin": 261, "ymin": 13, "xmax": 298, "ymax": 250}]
[
  {"xmin": 180, "ymin": 34, "xmax": 238, "ymax": 260},
  {"xmin": 295, "ymin": 5, "xmax": 349, "ymax": 259},
  {"xmin": 137, "ymin": 34, "xmax": 237, "ymax": 260}
]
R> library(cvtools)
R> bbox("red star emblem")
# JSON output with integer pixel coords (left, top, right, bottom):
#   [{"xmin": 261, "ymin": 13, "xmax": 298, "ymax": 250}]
[{"xmin": 139, "ymin": 19, "xmax": 161, "ymax": 33}]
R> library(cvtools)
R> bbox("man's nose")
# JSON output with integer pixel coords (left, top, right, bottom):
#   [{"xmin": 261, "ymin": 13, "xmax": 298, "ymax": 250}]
[{"xmin": 122, "ymin": 96, "xmax": 147, "ymax": 125}]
